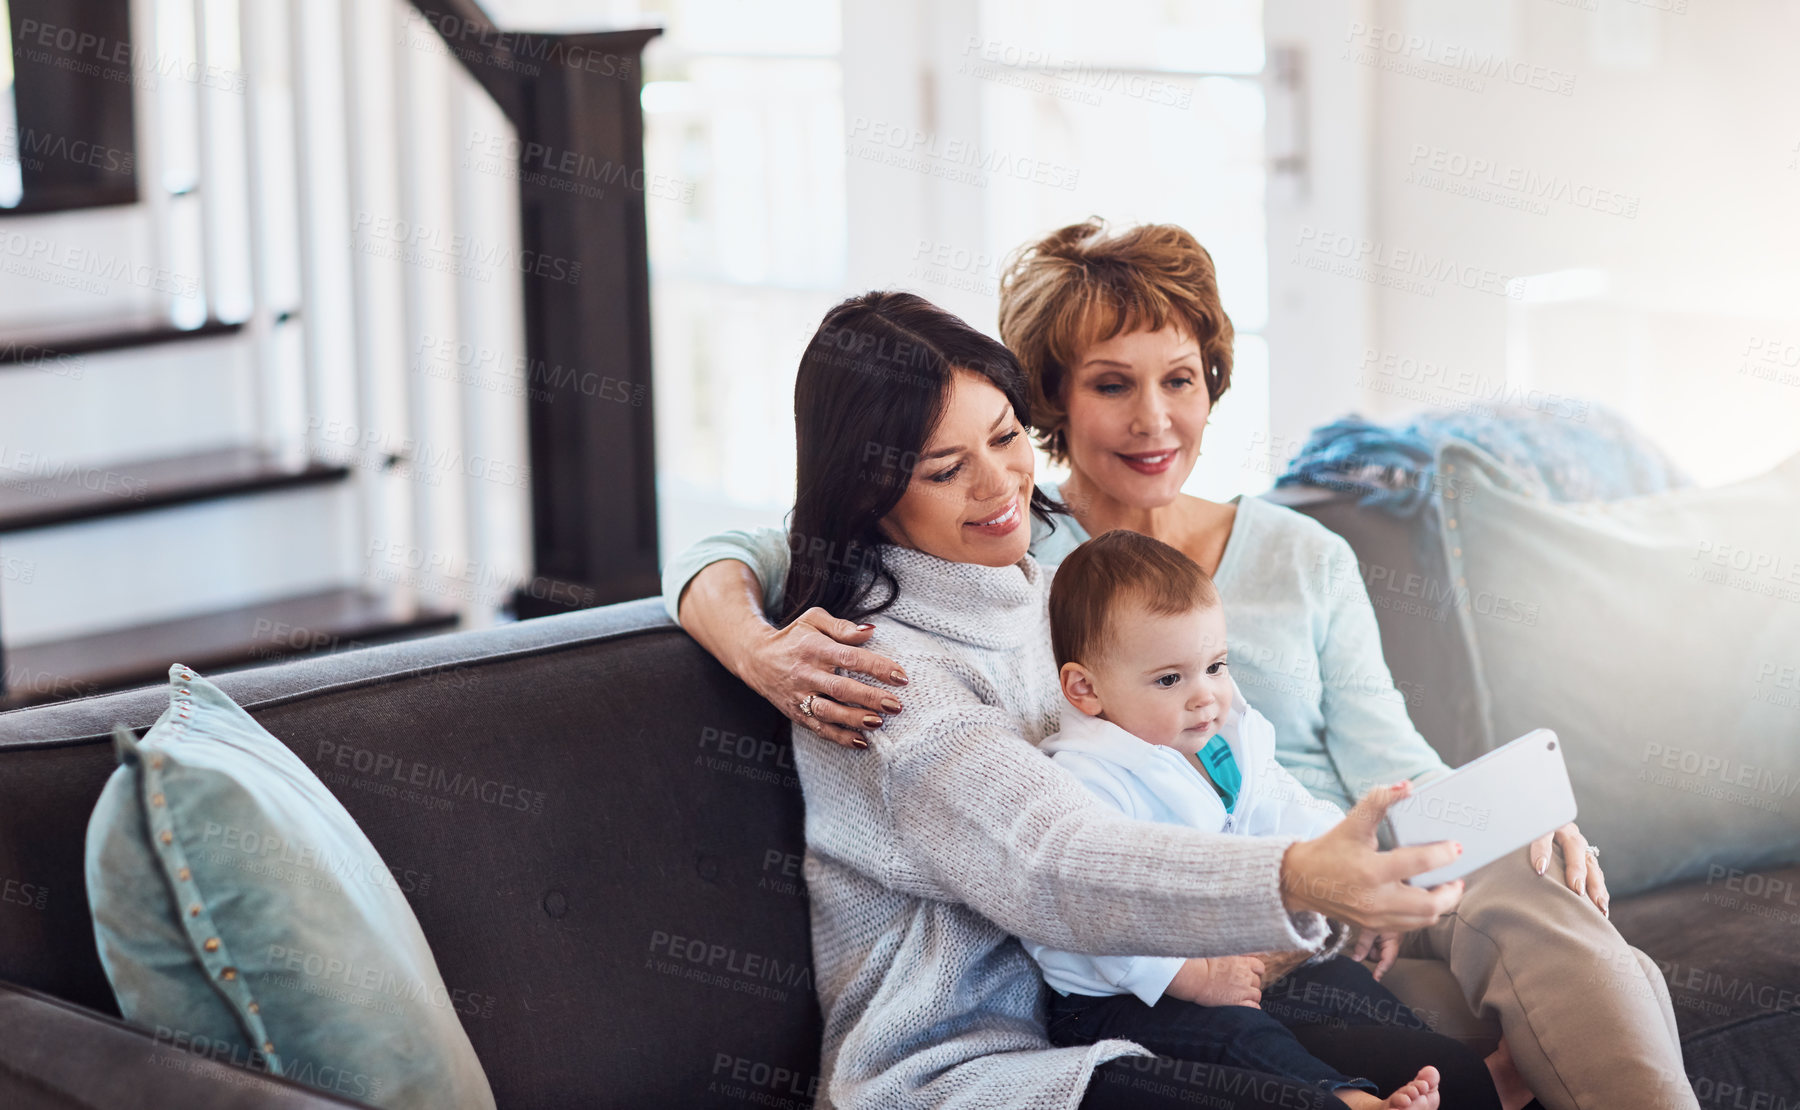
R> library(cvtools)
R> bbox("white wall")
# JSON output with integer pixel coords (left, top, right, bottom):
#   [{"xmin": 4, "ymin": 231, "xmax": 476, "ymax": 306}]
[
  {"xmin": 1262, "ymin": 0, "xmax": 1379, "ymax": 469},
  {"xmin": 1328, "ymin": 0, "xmax": 1800, "ymax": 486}
]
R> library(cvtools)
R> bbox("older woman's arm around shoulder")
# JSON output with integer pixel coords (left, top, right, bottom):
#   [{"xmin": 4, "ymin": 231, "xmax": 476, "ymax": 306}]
[
  {"xmin": 872, "ymin": 701, "xmax": 1467, "ymax": 960},
  {"xmin": 668, "ymin": 527, "xmax": 908, "ymax": 748}
]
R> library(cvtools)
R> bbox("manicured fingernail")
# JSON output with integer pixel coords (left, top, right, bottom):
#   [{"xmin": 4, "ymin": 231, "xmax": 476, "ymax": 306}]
[
  {"xmin": 1535, "ymin": 858, "xmax": 1547, "ymax": 874},
  {"xmin": 856, "ymin": 623, "xmax": 875, "ymax": 632},
  {"xmin": 1453, "ymin": 843, "xmax": 1463, "ymax": 855},
  {"xmin": 862, "ymin": 714, "xmax": 883, "ymax": 729},
  {"xmin": 890, "ymin": 669, "xmax": 909, "ymax": 685},
  {"xmin": 851, "ymin": 737, "xmax": 869, "ymax": 749},
  {"xmin": 880, "ymin": 697, "xmax": 903, "ymax": 714}
]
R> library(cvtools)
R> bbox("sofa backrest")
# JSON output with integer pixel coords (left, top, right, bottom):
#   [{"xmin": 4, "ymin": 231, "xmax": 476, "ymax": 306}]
[{"xmin": 0, "ymin": 599, "xmax": 821, "ymax": 1109}]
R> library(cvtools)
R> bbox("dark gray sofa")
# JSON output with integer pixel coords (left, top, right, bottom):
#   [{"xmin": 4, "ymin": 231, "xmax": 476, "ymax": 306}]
[{"xmin": 0, "ymin": 492, "xmax": 1793, "ymax": 1108}]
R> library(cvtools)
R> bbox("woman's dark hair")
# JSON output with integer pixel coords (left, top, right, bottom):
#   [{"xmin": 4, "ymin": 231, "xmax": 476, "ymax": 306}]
[{"xmin": 780, "ymin": 291, "xmax": 1063, "ymax": 625}]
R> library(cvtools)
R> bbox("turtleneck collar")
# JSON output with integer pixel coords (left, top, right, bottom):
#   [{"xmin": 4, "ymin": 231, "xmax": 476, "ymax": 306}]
[{"xmin": 873, "ymin": 544, "xmax": 1046, "ymax": 651}]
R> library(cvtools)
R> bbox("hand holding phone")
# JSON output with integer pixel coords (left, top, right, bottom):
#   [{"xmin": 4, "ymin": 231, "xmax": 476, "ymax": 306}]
[{"xmin": 1384, "ymin": 729, "xmax": 1578, "ymax": 887}]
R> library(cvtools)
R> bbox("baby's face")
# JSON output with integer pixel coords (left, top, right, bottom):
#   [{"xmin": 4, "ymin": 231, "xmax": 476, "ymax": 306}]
[{"xmin": 1083, "ymin": 600, "xmax": 1233, "ymax": 757}]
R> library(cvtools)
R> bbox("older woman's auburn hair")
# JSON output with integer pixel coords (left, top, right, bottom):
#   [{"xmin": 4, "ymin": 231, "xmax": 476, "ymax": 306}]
[{"xmin": 997, "ymin": 218, "xmax": 1235, "ymax": 462}]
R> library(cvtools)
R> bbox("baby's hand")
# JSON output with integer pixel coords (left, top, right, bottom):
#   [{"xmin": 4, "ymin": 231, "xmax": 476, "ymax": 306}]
[
  {"xmin": 1349, "ymin": 927, "xmax": 1402, "ymax": 980},
  {"xmin": 1165, "ymin": 956, "xmax": 1263, "ymax": 1008}
]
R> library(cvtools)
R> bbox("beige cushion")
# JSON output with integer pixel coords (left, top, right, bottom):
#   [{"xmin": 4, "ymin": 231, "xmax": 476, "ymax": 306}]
[{"xmin": 1438, "ymin": 445, "xmax": 1800, "ymax": 896}]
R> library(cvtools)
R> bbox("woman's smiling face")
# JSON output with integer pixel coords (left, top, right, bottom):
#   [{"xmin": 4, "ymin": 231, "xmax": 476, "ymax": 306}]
[
  {"xmin": 1063, "ymin": 324, "xmax": 1210, "ymax": 508},
  {"xmin": 879, "ymin": 370, "xmax": 1038, "ymax": 568}
]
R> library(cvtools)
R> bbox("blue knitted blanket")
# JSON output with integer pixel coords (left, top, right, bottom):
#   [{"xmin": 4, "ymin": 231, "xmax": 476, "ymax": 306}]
[{"xmin": 1275, "ymin": 404, "xmax": 1689, "ymax": 515}]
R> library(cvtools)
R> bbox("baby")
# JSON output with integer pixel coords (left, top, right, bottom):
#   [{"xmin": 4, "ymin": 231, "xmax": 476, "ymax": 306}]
[{"xmin": 1028, "ymin": 529, "xmax": 1445, "ymax": 1110}]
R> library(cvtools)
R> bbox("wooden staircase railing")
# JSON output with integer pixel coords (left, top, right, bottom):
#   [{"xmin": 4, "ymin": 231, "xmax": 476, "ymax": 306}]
[{"xmin": 405, "ymin": 1, "xmax": 664, "ymax": 617}]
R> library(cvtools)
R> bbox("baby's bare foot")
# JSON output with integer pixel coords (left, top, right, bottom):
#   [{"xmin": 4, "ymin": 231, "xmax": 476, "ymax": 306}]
[
  {"xmin": 1387, "ymin": 1066, "xmax": 1440, "ymax": 1109},
  {"xmin": 1336, "ymin": 1066, "xmax": 1441, "ymax": 1110}
]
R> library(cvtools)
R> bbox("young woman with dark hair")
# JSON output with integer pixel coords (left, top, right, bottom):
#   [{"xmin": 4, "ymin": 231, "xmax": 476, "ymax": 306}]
[{"xmin": 778, "ymin": 292, "xmax": 1064, "ymax": 626}]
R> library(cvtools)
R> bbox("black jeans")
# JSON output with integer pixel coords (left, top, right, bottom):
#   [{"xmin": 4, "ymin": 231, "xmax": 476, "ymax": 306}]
[{"xmin": 1061, "ymin": 957, "xmax": 1502, "ymax": 1109}]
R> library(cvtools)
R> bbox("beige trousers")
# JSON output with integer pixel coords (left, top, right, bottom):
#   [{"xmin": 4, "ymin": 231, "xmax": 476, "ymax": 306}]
[{"xmin": 1386, "ymin": 842, "xmax": 1698, "ymax": 1110}]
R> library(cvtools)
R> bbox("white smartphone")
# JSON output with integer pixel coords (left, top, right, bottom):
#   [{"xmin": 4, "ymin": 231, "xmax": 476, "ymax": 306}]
[{"xmin": 1384, "ymin": 729, "xmax": 1578, "ymax": 887}]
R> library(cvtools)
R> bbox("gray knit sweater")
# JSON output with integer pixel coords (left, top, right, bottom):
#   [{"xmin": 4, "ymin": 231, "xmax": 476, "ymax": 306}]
[{"xmin": 794, "ymin": 546, "xmax": 1332, "ymax": 1110}]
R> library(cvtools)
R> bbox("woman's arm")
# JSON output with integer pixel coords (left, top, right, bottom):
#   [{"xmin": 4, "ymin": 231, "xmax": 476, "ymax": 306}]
[
  {"xmin": 1313, "ymin": 535, "xmax": 1453, "ymax": 797},
  {"xmin": 875, "ymin": 703, "xmax": 1463, "ymax": 958},
  {"xmin": 1021, "ymin": 755, "xmax": 1188, "ymax": 1005},
  {"xmin": 664, "ymin": 528, "xmax": 906, "ymax": 747},
  {"xmin": 661, "ymin": 526, "xmax": 790, "ymax": 625}
]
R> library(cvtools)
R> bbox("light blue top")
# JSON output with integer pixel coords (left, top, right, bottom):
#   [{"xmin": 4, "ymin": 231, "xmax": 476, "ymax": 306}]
[{"xmin": 659, "ymin": 482, "xmax": 1449, "ymax": 812}]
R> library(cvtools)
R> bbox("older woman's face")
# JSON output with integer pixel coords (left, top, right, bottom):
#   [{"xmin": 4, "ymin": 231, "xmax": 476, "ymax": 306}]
[
  {"xmin": 1062, "ymin": 325, "xmax": 1210, "ymax": 508},
  {"xmin": 880, "ymin": 371, "xmax": 1037, "ymax": 568}
]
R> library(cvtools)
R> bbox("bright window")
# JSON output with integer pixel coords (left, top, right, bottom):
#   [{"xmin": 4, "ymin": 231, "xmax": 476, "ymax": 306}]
[
  {"xmin": 972, "ymin": 0, "xmax": 1270, "ymax": 503},
  {"xmin": 539, "ymin": 0, "xmax": 1273, "ymax": 553},
  {"xmin": 637, "ymin": 1, "xmax": 849, "ymax": 553}
]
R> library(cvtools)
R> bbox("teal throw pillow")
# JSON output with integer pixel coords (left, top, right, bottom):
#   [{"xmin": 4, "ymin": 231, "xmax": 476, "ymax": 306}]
[{"xmin": 84, "ymin": 664, "xmax": 496, "ymax": 1109}]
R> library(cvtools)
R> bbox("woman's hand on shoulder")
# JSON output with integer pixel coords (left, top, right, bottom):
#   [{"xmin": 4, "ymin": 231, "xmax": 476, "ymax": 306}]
[{"xmin": 750, "ymin": 607, "xmax": 909, "ymax": 749}]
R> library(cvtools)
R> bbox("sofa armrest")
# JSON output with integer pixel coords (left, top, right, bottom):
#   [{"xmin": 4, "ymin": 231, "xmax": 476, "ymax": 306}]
[{"xmin": 0, "ymin": 981, "xmax": 365, "ymax": 1109}]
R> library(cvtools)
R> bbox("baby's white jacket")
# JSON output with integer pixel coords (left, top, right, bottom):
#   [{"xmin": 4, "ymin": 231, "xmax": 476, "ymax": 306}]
[{"xmin": 1024, "ymin": 679, "xmax": 1346, "ymax": 1006}]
